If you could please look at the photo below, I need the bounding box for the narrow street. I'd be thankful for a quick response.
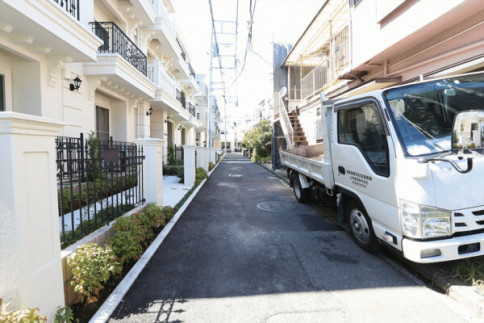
[109,153,474,323]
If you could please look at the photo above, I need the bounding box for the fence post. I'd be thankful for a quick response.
[202,147,210,172]
[183,145,195,187]
[134,138,164,205]
[0,113,65,321]
[209,147,216,165]
[196,146,204,170]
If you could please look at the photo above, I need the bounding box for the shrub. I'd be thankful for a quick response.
[86,131,101,181]
[67,243,122,305]
[168,144,175,165]
[106,231,143,266]
[195,167,207,185]
[162,206,175,222]
[142,203,166,228]
[0,299,47,323]
[209,162,215,171]
[113,215,152,247]
[54,306,77,323]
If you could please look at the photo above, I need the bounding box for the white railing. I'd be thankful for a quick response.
[301,61,329,100]
[275,92,294,149]
[147,64,155,83]
[159,67,176,98]
[156,2,177,40]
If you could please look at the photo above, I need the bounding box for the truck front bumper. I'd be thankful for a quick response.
[402,232,484,263]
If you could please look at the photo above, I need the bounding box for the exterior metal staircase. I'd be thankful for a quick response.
[288,111,308,146]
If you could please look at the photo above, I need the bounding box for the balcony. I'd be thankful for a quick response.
[176,89,186,107]
[0,1,101,61]
[301,61,330,99]
[188,103,196,117]
[90,22,147,76]
[50,0,79,20]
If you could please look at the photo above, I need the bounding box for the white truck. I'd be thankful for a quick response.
[280,72,484,263]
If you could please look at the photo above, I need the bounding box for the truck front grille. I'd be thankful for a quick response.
[453,206,484,233]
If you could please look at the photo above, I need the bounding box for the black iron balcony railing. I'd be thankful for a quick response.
[90,22,147,76]
[188,63,196,76]
[188,103,196,117]
[176,89,186,107]
[51,0,80,20]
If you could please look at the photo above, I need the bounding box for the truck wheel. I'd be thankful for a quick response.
[346,200,379,253]
[292,172,310,203]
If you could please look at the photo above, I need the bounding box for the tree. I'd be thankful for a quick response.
[241,119,272,162]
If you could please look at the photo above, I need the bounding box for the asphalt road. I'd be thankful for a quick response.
[109,153,477,323]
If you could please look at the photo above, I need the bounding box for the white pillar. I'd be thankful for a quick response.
[202,147,210,171]
[183,145,196,187]
[210,147,216,164]
[0,113,65,321]
[196,146,204,169]
[134,138,164,205]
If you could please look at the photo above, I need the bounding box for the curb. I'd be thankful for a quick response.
[89,160,221,323]
[259,162,484,320]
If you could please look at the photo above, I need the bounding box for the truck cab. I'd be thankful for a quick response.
[283,72,484,263]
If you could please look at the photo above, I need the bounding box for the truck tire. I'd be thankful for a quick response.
[346,200,379,253]
[291,172,310,203]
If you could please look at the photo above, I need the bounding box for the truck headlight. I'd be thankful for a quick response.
[400,200,451,239]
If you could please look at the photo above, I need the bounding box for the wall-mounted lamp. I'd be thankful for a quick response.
[146,107,153,116]
[195,138,200,146]
[70,76,82,91]
[177,125,182,131]
[165,116,170,123]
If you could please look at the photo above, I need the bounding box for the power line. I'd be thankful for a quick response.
[231,0,257,87]
[208,0,227,104]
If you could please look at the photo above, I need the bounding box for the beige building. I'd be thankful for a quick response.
[275,0,484,149]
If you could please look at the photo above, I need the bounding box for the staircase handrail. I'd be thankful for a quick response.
[275,92,294,149]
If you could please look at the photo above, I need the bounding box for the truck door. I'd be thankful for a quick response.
[332,99,399,236]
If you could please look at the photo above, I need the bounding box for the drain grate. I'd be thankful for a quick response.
[257,201,297,212]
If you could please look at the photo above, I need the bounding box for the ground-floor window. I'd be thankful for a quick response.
[0,74,4,111]
[96,106,110,141]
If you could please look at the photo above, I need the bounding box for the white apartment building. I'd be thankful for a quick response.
[0,0,207,159]
[0,0,213,319]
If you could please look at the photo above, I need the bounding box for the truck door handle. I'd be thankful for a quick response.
[338,166,346,175]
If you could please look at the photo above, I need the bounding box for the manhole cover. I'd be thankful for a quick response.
[257,201,297,212]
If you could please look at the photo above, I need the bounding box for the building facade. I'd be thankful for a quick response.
[275,0,484,150]
[0,0,209,158]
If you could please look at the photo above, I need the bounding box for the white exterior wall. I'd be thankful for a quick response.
[351,0,466,69]
[298,105,320,146]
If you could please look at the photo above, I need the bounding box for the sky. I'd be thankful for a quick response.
[173,0,322,120]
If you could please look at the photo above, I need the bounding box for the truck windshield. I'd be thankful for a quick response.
[384,73,484,157]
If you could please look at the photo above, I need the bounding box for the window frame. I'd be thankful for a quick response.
[0,65,12,112]
[96,105,110,142]
[0,74,5,112]
[335,98,391,177]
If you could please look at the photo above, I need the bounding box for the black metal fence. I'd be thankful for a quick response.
[56,134,145,248]
[90,21,147,76]
[51,0,80,20]
[188,102,196,117]
[167,144,184,165]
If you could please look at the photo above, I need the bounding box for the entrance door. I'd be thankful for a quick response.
[96,106,109,141]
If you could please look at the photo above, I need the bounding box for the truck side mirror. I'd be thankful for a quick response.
[452,110,484,152]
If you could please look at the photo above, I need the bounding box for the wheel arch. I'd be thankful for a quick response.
[337,188,367,225]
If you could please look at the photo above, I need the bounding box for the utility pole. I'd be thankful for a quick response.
[208,0,239,153]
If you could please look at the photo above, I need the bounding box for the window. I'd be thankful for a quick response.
[96,106,110,142]
[338,102,389,176]
[384,73,484,156]
[0,74,4,111]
